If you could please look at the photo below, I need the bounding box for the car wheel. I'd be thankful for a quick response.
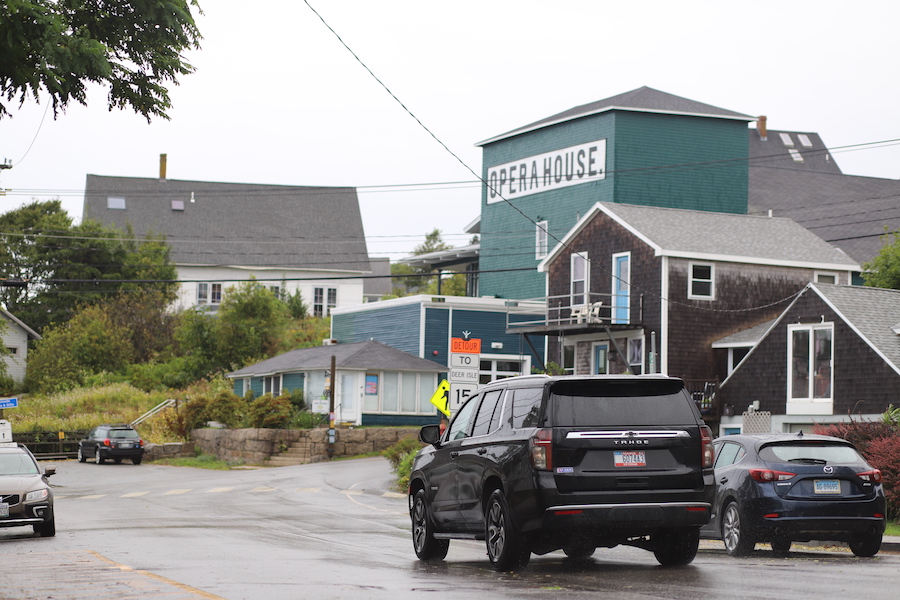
[35,515,56,538]
[849,532,882,557]
[653,527,700,566]
[77,446,86,463]
[485,489,530,571]
[722,501,755,557]
[114,458,122,464]
[133,456,142,465]
[94,447,105,465]
[771,537,792,555]
[563,544,596,560]
[410,489,449,561]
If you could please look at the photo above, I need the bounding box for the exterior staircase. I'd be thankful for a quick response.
[267,439,314,466]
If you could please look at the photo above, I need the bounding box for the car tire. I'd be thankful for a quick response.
[849,532,882,557]
[94,447,105,465]
[77,446,86,463]
[114,458,122,464]
[133,456,142,465]
[722,501,755,557]
[562,544,596,560]
[770,537,792,555]
[36,515,56,538]
[410,489,449,561]
[485,489,530,571]
[653,527,700,566]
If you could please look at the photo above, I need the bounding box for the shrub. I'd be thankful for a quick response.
[865,436,900,521]
[246,394,292,429]
[383,435,424,491]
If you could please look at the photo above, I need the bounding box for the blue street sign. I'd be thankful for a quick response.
[0,398,18,409]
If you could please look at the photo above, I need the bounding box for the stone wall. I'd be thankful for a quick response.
[188,427,420,465]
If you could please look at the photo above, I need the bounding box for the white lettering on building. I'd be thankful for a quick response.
[486,139,606,203]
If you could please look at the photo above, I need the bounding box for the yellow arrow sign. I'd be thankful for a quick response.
[429,379,451,417]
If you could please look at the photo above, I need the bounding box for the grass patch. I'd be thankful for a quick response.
[150,454,242,470]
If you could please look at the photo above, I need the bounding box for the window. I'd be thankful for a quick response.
[447,394,479,440]
[727,347,751,374]
[535,220,549,259]
[171,199,185,211]
[779,132,794,146]
[269,285,281,299]
[198,283,208,304]
[815,272,838,285]
[689,262,715,300]
[714,441,746,468]
[478,358,524,385]
[798,134,813,147]
[788,323,833,403]
[263,375,281,397]
[471,390,504,437]
[6,347,17,355]
[612,252,630,324]
[107,196,126,209]
[562,344,575,375]
[314,287,337,317]
[628,338,643,375]
[570,252,588,307]
[510,388,543,428]
[198,282,223,305]
[788,148,804,162]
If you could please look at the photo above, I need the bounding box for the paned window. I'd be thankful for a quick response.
[314,287,338,317]
[571,252,588,307]
[689,262,715,300]
[788,323,833,400]
[535,221,549,259]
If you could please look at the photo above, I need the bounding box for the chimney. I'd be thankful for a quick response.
[757,116,767,141]
[159,153,167,181]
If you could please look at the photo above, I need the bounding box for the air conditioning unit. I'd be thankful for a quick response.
[322,339,337,346]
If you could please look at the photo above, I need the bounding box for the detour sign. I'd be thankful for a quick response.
[451,337,481,354]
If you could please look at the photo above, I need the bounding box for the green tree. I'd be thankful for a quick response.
[0,0,202,121]
[0,200,178,333]
[25,303,134,393]
[391,229,459,297]
[863,231,900,289]
[216,280,291,368]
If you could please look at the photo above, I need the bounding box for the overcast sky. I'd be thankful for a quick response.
[1,0,898,260]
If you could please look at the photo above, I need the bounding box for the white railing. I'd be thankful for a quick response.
[132,398,177,426]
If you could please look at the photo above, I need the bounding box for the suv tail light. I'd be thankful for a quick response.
[749,468,796,482]
[103,439,112,447]
[858,469,882,483]
[701,425,714,468]
[530,429,553,471]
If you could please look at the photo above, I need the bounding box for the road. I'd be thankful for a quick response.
[1,457,897,600]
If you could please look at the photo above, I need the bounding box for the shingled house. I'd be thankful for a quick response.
[505,201,858,425]
[83,174,372,313]
[717,283,900,433]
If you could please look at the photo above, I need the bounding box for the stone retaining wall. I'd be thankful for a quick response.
[188,427,420,464]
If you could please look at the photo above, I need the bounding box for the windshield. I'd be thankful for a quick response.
[0,452,40,475]
[759,443,862,464]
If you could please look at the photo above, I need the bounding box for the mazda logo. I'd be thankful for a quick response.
[824,466,834,474]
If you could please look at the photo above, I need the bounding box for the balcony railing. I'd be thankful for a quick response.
[684,379,719,418]
[506,292,643,332]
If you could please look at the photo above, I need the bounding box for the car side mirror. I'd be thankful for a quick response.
[419,424,442,446]
[44,466,56,477]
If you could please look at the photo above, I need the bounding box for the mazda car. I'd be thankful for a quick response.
[700,432,885,556]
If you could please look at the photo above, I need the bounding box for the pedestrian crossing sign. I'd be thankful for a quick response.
[429,379,451,417]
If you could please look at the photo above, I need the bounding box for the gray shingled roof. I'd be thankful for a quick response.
[811,283,900,372]
[477,86,753,146]
[227,340,446,378]
[713,319,777,347]
[598,202,859,268]
[749,129,843,175]
[749,168,900,265]
[83,175,370,272]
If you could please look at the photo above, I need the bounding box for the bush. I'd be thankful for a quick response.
[814,416,900,521]
[246,394,292,429]
[382,435,424,491]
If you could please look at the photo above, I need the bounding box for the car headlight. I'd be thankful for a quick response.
[25,488,49,503]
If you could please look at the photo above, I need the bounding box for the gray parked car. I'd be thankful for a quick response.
[0,442,56,536]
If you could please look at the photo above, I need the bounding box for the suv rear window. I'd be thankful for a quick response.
[548,379,697,427]
[759,443,862,464]
[109,429,139,439]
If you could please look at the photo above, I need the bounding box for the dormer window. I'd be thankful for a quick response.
[107,196,126,210]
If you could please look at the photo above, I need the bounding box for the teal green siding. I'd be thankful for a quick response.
[332,304,422,355]
[424,307,450,365]
[479,110,749,299]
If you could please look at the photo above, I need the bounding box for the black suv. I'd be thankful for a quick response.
[408,375,715,570]
[78,424,145,465]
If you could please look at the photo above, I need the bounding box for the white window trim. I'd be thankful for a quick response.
[570,252,589,307]
[535,220,549,260]
[814,271,839,285]
[786,322,834,415]
[688,261,716,300]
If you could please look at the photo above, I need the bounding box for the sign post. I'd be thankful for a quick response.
[448,336,480,412]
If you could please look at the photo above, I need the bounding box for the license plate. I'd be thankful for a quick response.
[119,442,133,448]
[614,450,646,467]
[814,479,841,494]
[0,503,8,518]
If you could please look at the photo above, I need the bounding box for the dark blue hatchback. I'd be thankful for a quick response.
[700,432,885,556]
